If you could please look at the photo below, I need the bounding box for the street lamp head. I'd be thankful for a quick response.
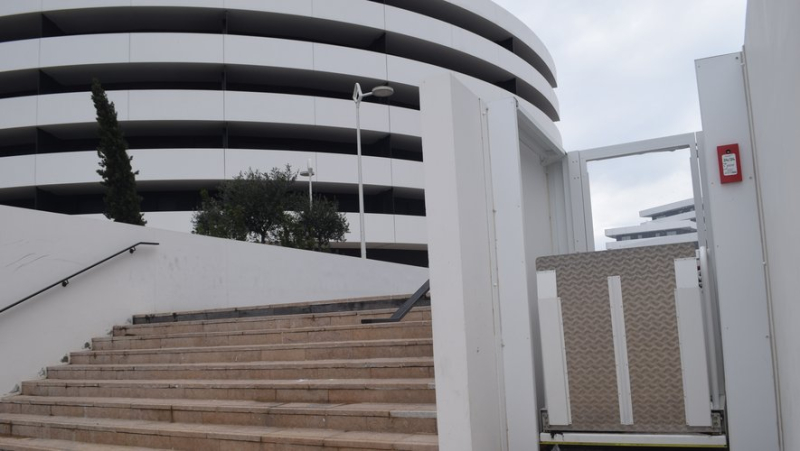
[370,85,394,98]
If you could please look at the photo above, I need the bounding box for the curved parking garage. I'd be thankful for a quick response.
[0,0,560,265]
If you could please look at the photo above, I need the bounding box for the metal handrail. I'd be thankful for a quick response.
[362,279,430,324]
[0,242,159,315]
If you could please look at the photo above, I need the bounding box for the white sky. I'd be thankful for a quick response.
[492,0,748,248]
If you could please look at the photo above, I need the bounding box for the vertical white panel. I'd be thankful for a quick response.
[696,53,780,450]
[536,270,557,300]
[608,276,634,425]
[420,73,504,451]
[537,270,571,426]
[691,135,725,410]
[566,154,590,252]
[674,258,713,427]
[579,155,596,251]
[486,97,540,450]
[744,2,800,447]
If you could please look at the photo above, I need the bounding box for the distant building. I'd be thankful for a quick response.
[605,198,697,250]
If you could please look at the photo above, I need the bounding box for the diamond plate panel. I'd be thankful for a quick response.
[536,243,714,434]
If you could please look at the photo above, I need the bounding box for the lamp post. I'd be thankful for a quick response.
[299,158,314,210]
[352,83,394,259]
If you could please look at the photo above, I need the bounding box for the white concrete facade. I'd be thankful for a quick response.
[0,0,560,263]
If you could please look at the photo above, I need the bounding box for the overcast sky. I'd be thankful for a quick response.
[493,0,748,248]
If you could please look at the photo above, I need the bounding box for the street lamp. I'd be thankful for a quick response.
[299,158,314,210]
[352,83,394,259]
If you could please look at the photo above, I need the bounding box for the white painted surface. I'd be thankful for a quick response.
[0,156,35,189]
[421,73,503,451]
[540,432,727,447]
[40,34,130,67]
[695,52,780,450]
[421,74,562,450]
[383,5,557,113]
[0,8,557,111]
[744,1,800,448]
[487,97,560,448]
[605,233,698,250]
[605,219,697,237]
[640,198,696,218]
[536,271,557,300]
[130,33,223,63]
[536,271,571,427]
[0,91,418,137]
[0,40,39,72]
[674,257,712,427]
[0,34,558,141]
[1,0,558,83]
[607,276,633,425]
[0,206,428,395]
[12,149,423,192]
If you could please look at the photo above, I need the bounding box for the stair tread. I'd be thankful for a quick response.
[0,436,165,451]
[95,320,432,342]
[24,378,436,389]
[131,295,427,323]
[52,357,433,371]
[0,413,438,448]
[73,338,433,356]
[121,306,431,331]
[2,396,437,417]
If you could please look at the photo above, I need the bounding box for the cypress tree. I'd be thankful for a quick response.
[91,79,146,225]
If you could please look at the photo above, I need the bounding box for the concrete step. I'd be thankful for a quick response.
[0,414,438,450]
[21,379,436,404]
[131,294,428,325]
[91,321,433,351]
[115,307,431,337]
[46,357,434,381]
[0,396,437,434]
[0,436,164,451]
[70,338,433,365]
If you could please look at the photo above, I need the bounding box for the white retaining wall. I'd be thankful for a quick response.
[0,206,428,394]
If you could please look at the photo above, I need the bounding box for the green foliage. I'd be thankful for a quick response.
[191,190,248,241]
[289,195,350,252]
[192,167,348,251]
[91,79,146,226]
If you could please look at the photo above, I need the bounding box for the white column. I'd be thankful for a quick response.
[420,73,506,451]
[695,52,780,450]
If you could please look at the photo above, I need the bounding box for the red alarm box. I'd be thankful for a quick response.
[717,144,743,184]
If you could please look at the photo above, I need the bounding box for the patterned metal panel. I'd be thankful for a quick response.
[536,243,714,434]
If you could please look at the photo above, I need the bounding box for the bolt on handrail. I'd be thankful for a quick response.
[0,242,159,316]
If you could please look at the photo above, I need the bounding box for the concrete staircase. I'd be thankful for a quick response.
[0,300,437,450]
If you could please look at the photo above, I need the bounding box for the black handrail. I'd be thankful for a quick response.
[362,279,430,324]
[0,242,159,316]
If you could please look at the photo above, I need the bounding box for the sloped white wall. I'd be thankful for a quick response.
[0,206,428,394]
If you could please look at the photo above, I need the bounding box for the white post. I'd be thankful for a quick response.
[307,158,313,210]
[355,93,367,259]
[353,83,368,259]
